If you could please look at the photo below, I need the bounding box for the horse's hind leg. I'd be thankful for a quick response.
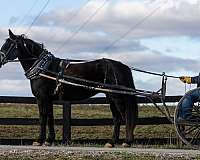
[105,98,122,148]
[123,96,138,147]
[105,95,125,148]
[111,106,121,145]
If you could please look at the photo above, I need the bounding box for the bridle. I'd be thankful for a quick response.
[0,38,17,64]
[0,37,38,65]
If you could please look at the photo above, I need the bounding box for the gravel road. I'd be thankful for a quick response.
[0,145,200,159]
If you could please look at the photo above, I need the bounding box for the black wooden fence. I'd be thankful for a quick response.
[0,95,182,145]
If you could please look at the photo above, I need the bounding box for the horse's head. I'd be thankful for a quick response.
[0,29,44,67]
[0,30,18,66]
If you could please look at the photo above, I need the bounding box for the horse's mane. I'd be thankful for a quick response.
[21,34,44,50]
[21,34,27,39]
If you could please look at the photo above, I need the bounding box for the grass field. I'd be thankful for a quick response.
[0,103,179,146]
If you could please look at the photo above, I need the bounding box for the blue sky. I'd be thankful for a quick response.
[0,0,200,96]
[0,0,86,25]
[141,37,200,59]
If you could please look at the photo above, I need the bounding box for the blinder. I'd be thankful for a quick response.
[0,39,18,67]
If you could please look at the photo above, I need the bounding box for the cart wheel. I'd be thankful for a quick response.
[174,88,200,149]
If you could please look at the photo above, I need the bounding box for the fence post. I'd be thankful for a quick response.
[62,102,71,144]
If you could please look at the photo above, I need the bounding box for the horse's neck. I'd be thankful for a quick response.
[18,50,38,72]
[19,57,35,72]
[17,39,44,72]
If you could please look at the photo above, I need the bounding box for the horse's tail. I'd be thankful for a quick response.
[103,59,135,88]
[103,58,138,105]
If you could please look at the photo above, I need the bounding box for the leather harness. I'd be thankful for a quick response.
[25,51,71,96]
[54,59,70,95]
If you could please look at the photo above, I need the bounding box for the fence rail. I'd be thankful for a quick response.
[0,95,182,144]
[0,95,182,104]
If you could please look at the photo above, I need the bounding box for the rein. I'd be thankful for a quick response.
[131,67,180,79]
[1,37,180,80]
[4,58,89,63]
[5,58,38,63]
[4,55,180,79]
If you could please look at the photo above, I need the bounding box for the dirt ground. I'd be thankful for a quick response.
[0,145,200,160]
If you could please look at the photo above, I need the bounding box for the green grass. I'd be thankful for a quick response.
[0,103,179,146]
[0,103,197,159]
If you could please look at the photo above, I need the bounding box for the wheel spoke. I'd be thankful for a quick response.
[175,88,200,148]
[184,125,199,135]
[193,104,200,114]
[189,129,200,144]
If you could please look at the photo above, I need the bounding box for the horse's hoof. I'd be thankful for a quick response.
[104,143,114,148]
[32,141,42,146]
[43,141,53,146]
[122,142,131,148]
[62,141,71,146]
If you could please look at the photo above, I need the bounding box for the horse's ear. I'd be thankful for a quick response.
[8,29,16,40]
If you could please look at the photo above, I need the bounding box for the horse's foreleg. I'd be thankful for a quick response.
[45,102,55,146]
[33,99,47,146]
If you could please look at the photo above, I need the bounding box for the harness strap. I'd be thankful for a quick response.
[103,58,108,84]
[54,59,70,95]
[25,51,54,79]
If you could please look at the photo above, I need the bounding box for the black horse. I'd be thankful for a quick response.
[0,29,138,147]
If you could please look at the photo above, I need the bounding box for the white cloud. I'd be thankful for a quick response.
[34,0,200,38]
[11,0,199,59]
[5,0,200,53]
[0,0,200,96]
[0,63,25,80]
[0,79,32,96]
[94,51,200,73]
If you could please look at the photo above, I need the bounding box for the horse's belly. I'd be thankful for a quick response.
[62,86,98,101]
